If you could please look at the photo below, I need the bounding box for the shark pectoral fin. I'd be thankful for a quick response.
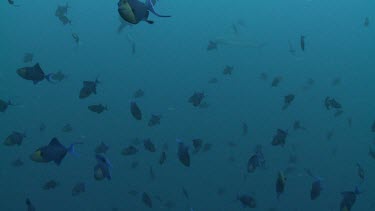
[146,0,171,18]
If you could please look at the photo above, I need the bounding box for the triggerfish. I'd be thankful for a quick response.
[118,0,171,25]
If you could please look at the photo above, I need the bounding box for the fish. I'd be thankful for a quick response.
[11,158,24,167]
[30,137,81,165]
[133,89,144,98]
[94,154,112,181]
[242,122,248,136]
[276,171,286,199]
[332,77,341,86]
[130,101,142,120]
[364,17,369,27]
[39,123,46,132]
[143,138,156,152]
[43,180,59,190]
[305,169,323,200]
[3,131,26,146]
[23,53,33,63]
[340,187,360,211]
[260,72,268,81]
[95,142,109,154]
[51,71,67,82]
[72,33,80,45]
[271,129,288,147]
[142,192,153,208]
[325,97,342,110]
[356,163,365,181]
[177,139,190,167]
[148,114,161,127]
[182,187,189,199]
[7,0,20,7]
[369,147,375,160]
[122,145,138,156]
[237,194,256,208]
[72,182,85,196]
[282,94,295,110]
[0,99,13,112]
[88,104,108,114]
[247,145,266,173]
[118,0,171,25]
[192,139,203,153]
[300,35,305,51]
[149,166,155,180]
[188,92,205,107]
[55,4,69,17]
[223,65,234,75]
[57,15,71,25]
[61,123,73,132]
[208,77,218,84]
[288,40,296,55]
[79,79,99,99]
[16,63,53,84]
[25,198,36,211]
[293,120,306,131]
[159,151,166,165]
[207,40,218,51]
[271,76,282,87]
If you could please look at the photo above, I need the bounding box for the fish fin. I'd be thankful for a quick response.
[67,142,83,156]
[145,0,171,18]
[33,80,39,85]
[54,155,64,165]
[146,20,154,24]
[49,137,64,147]
[45,73,57,84]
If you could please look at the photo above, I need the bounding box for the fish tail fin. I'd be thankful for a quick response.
[355,186,361,195]
[146,0,171,18]
[68,142,83,156]
[45,73,57,84]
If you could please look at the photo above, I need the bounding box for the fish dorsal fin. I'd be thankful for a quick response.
[33,63,43,73]
[145,0,171,18]
[49,137,64,148]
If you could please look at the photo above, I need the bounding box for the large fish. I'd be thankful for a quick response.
[118,0,170,24]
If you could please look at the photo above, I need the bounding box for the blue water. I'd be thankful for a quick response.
[1,0,375,210]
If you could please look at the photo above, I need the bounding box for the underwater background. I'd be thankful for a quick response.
[0,0,375,210]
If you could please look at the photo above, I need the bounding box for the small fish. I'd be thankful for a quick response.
[159,151,166,165]
[95,142,109,154]
[23,53,33,63]
[3,131,26,146]
[0,99,12,112]
[79,79,99,99]
[300,35,305,51]
[288,40,296,55]
[130,101,142,120]
[324,97,342,110]
[122,145,138,156]
[11,158,24,167]
[55,4,69,17]
[282,94,295,110]
[30,137,81,165]
[276,171,286,199]
[88,104,108,114]
[143,138,156,152]
[148,115,161,127]
[26,198,36,211]
[271,76,282,87]
[237,194,256,208]
[305,169,323,200]
[223,65,234,75]
[51,71,67,82]
[142,192,153,208]
[334,110,344,117]
[39,123,46,132]
[8,0,20,7]
[72,33,80,45]
[177,139,190,167]
[61,124,73,132]
[364,17,369,27]
[57,15,71,25]
[192,139,203,153]
[247,145,266,173]
[133,89,144,98]
[332,77,341,86]
[271,129,288,147]
[17,63,53,84]
[149,166,155,180]
[94,154,112,181]
[242,122,248,136]
[260,72,268,81]
[72,182,85,196]
[293,120,306,131]
[182,187,189,199]
[43,180,59,190]
[340,187,360,211]
[356,163,365,181]
[207,40,218,51]
[188,92,205,107]
[208,77,218,84]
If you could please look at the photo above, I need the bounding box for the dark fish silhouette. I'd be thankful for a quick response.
[159,151,166,165]
[94,154,112,181]
[3,131,26,146]
[130,101,142,120]
[17,63,53,84]
[0,99,12,112]
[300,35,305,51]
[25,198,36,211]
[188,92,205,107]
[276,171,286,199]
[88,104,108,114]
[207,40,218,51]
[118,0,170,25]
[177,139,190,167]
[271,129,288,147]
[143,138,156,152]
[95,142,109,154]
[79,79,99,99]
[72,182,86,196]
[43,180,59,190]
[142,192,153,208]
[340,187,360,211]
[237,194,256,208]
[148,114,161,127]
[122,145,138,156]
